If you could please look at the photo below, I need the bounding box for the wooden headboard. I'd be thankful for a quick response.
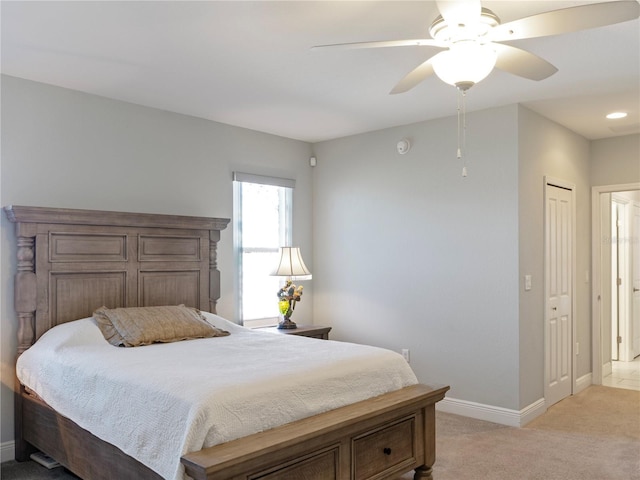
[4,205,229,354]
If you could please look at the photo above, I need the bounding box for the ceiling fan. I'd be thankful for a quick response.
[312,0,640,93]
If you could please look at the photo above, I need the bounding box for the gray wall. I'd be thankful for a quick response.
[312,105,522,410]
[312,104,598,413]
[517,106,591,408]
[591,134,640,186]
[0,75,314,450]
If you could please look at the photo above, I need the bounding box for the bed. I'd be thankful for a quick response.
[5,205,449,480]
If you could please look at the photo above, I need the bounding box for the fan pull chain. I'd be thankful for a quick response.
[456,87,468,177]
[462,88,468,177]
[456,89,462,160]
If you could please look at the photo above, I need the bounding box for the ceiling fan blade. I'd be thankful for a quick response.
[489,1,640,42]
[390,56,438,94]
[436,0,481,27]
[493,43,558,81]
[311,39,442,51]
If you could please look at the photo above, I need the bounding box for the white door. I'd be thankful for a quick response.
[545,183,573,407]
[632,202,640,358]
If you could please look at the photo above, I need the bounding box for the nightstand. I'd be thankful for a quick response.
[257,325,332,340]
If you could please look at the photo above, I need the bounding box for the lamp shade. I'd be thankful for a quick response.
[271,247,312,280]
[432,41,497,90]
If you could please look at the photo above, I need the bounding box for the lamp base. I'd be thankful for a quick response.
[277,317,297,329]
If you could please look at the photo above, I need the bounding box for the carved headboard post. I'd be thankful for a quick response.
[208,219,229,315]
[209,229,221,315]
[14,222,38,355]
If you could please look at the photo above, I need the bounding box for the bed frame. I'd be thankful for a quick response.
[5,205,449,480]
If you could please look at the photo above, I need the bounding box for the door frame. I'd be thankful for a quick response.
[632,201,640,359]
[591,182,640,384]
[611,193,632,362]
[544,176,577,403]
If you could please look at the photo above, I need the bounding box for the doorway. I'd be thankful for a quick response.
[592,183,640,390]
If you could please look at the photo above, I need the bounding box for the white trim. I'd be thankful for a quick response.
[436,396,546,427]
[610,195,633,362]
[1,440,15,463]
[575,372,593,394]
[244,317,278,328]
[591,182,640,385]
[519,398,547,426]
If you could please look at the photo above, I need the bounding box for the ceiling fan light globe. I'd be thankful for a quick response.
[432,41,497,88]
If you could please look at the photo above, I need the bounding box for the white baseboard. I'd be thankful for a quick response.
[437,396,546,427]
[519,398,546,426]
[437,378,600,427]
[1,440,15,463]
[575,372,592,394]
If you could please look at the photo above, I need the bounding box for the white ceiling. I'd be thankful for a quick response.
[2,1,639,143]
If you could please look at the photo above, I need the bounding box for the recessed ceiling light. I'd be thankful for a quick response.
[606,112,628,119]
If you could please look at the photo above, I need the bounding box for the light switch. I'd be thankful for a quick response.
[525,275,532,291]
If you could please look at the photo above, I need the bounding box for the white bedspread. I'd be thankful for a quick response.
[16,313,418,480]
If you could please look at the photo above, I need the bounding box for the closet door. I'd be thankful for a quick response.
[545,182,574,407]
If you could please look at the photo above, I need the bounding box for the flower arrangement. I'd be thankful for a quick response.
[277,280,304,327]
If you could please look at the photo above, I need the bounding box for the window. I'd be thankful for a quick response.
[233,173,293,326]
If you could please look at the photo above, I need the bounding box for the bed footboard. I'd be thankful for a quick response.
[181,383,449,480]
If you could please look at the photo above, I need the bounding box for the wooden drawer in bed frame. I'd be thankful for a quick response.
[181,383,449,480]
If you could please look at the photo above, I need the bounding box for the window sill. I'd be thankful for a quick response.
[244,317,279,329]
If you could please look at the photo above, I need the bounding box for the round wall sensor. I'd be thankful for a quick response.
[397,138,411,155]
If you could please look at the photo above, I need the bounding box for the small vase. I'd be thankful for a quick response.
[278,315,297,329]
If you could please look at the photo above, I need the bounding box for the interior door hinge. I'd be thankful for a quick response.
[617,336,622,344]
[617,278,622,286]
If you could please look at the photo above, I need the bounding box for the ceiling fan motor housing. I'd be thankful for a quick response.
[429,7,500,44]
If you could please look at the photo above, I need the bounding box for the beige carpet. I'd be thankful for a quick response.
[397,385,640,480]
[526,385,640,440]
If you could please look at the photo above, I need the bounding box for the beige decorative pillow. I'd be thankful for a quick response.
[93,305,229,347]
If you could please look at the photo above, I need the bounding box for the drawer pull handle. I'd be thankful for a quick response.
[383,447,392,455]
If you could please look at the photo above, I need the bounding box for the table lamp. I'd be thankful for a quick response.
[271,247,312,329]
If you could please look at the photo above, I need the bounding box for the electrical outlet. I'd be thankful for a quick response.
[401,349,410,363]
